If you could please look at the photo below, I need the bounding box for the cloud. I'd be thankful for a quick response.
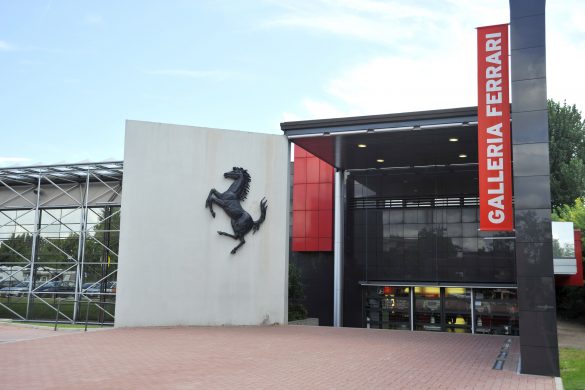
[546,1,585,111]
[265,0,507,48]
[0,40,14,51]
[302,98,358,118]
[143,69,235,81]
[284,51,477,121]
[84,14,103,25]
[283,98,361,122]
[0,157,32,165]
[0,40,67,54]
[275,0,585,120]
[269,0,507,120]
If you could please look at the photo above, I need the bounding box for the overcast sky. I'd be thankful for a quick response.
[1,0,583,165]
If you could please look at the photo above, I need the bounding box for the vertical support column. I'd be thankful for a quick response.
[410,287,414,331]
[73,170,90,322]
[333,169,345,327]
[284,141,292,324]
[25,173,42,319]
[509,0,560,376]
[470,289,475,334]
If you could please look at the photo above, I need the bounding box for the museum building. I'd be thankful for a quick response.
[1,0,582,378]
[284,106,582,335]
[284,1,570,377]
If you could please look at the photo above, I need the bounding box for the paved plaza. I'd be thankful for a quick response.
[0,324,556,389]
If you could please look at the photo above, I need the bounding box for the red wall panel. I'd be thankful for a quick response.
[306,158,320,183]
[318,238,331,251]
[292,210,306,238]
[295,147,307,158]
[293,158,307,184]
[319,159,333,183]
[292,145,334,252]
[306,237,319,251]
[319,209,333,238]
[292,238,306,251]
[305,210,319,238]
[318,183,333,209]
[292,184,306,211]
[305,183,320,210]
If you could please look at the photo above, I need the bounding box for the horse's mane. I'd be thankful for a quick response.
[235,167,251,200]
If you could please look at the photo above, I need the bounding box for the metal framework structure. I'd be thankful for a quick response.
[0,162,122,324]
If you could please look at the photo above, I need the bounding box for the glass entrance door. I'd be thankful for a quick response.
[474,288,518,335]
[414,287,442,331]
[414,287,472,332]
[443,288,472,333]
[364,286,410,330]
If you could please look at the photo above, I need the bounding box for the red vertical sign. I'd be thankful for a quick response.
[477,24,513,231]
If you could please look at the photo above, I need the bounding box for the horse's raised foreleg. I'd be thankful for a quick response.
[217,231,238,239]
[230,237,246,254]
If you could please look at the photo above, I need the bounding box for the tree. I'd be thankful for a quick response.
[0,233,33,265]
[0,207,120,281]
[83,207,120,281]
[549,100,585,210]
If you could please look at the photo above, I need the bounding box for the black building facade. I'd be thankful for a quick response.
[283,107,523,332]
[343,168,517,331]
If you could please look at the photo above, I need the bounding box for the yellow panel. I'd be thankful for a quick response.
[420,287,440,296]
[445,287,466,296]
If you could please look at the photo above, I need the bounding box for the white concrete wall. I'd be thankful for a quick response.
[115,120,289,327]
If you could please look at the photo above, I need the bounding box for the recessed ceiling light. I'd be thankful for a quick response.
[358,144,367,148]
[376,159,384,163]
[458,154,467,158]
[449,137,459,142]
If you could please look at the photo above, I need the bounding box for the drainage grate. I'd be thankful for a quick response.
[492,338,512,370]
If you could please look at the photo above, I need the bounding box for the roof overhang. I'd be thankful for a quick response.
[281,107,480,170]
[0,161,124,186]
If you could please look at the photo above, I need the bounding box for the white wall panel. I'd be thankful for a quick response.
[115,121,289,327]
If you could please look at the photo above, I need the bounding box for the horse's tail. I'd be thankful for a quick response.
[252,198,268,233]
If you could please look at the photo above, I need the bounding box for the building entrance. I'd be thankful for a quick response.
[414,287,471,333]
[364,286,411,330]
[362,284,518,335]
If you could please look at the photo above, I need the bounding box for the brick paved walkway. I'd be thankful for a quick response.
[0,323,68,344]
[0,324,556,389]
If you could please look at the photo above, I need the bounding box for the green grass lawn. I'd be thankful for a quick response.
[0,296,115,323]
[560,348,585,390]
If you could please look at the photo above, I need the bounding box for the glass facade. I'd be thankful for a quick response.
[362,285,518,335]
[474,288,519,335]
[414,286,443,331]
[444,287,472,333]
[344,168,518,329]
[346,170,516,284]
[364,286,410,330]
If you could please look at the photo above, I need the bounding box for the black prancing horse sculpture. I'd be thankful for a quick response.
[205,167,267,254]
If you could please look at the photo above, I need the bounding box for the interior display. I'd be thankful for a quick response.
[364,286,410,330]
